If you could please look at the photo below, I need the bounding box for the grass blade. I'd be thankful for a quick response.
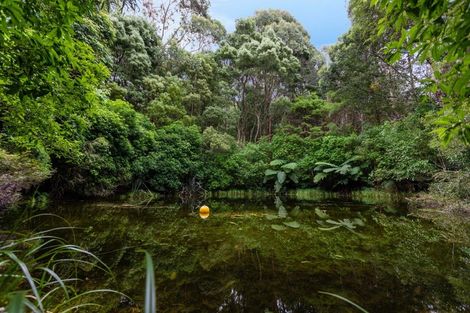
[319,291,369,313]
[3,251,44,312]
[144,251,156,313]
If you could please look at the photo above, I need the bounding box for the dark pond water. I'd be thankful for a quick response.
[4,190,470,312]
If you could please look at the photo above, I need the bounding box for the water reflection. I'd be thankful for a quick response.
[4,191,470,313]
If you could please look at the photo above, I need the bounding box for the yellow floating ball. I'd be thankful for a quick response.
[199,205,210,219]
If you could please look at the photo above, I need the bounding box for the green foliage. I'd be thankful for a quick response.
[223,142,271,189]
[285,93,332,134]
[372,0,470,145]
[202,127,236,153]
[137,123,203,192]
[0,224,117,312]
[429,171,470,201]
[264,159,299,193]
[359,117,436,186]
[0,0,109,162]
[142,75,192,127]
[201,105,239,135]
[299,135,359,180]
[313,157,366,189]
[270,133,311,162]
[110,15,162,107]
[53,100,158,196]
[319,27,415,128]
[218,10,315,141]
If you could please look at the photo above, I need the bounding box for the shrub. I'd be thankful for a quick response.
[313,157,367,189]
[224,141,271,189]
[429,171,470,201]
[137,123,203,192]
[359,116,436,187]
[202,127,237,153]
[271,133,312,162]
[51,100,158,196]
[299,134,359,184]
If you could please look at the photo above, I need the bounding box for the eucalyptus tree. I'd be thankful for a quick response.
[217,10,324,142]
[141,0,226,51]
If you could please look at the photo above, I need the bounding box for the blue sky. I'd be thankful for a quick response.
[210,0,351,48]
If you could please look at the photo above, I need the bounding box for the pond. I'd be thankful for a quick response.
[4,190,470,312]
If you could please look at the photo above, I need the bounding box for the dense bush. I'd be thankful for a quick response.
[298,134,359,184]
[429,171,470,201]
[137,123,203,192]
[52,100,158,196]
[224,141,271,189]
[359,117,437,188]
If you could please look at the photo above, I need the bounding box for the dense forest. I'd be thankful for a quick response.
[1,1,470,312]
[0,0,469,205]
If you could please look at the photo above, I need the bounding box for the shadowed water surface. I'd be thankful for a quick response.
[5,190,470,312]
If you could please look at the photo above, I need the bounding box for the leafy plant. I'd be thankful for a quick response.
[264,159,299,193]
[313,157,365,189]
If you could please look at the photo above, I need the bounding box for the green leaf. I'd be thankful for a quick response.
[269,159,285,166]
[278,205,288,218]
[283,221,300,228]
[281,162,298,171]
[318,291,369,313]
[289,173,299,184]
[264,169,277,176]
[271,224,287,231]
[315,208,330,219]
[274,180,282,193]
[315,161,337,167]
[314,172,327,183]
[277,171,286,184]
[4,251,44,312]
[353,218,365,227]
[266,214,278,220]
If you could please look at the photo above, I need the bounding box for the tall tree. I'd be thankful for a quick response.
[142,0,226,51]
[110,15,163,107]
[218,10,322,142]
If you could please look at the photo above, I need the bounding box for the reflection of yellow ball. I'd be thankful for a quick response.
[199,205,210,219]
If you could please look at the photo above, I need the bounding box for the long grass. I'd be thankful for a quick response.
[0,220,124,313]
